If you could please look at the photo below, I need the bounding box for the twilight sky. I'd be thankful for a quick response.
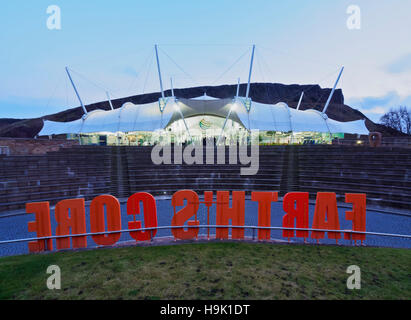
[1,0,410,122]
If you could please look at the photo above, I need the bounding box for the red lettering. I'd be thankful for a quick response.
[251,191,278,240]
[216,191,245,240]
[311,192,341,240]
[127,192,158,241]
[345,193,367,241]
[90,195,121,246]
[27,202,53,252]
[282,192,309,239]
[171,190,199,240]
[54,198,87,249]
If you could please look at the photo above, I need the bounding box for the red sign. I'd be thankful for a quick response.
[26,191,367,253]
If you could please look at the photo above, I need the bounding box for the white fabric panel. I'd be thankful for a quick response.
[81,109,116,133]
[271,102,293,132]
[236,101,293,132]
[38,97,369,135]
[40,118,83,135]
[326,118,369,135]
[39,101,176,135]
[291,109,330,133]
[236,99,368,134]
[191,94,219,100]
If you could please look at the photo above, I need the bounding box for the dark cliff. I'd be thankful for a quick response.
[0,83,401,137]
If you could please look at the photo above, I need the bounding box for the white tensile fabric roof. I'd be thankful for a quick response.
[40,100,175,135]
[39,95,369,135]
[235,100,368,134]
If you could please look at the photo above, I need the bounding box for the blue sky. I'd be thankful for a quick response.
[1,0,411,122]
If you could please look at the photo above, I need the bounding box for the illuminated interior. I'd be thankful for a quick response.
[70,114,344,147]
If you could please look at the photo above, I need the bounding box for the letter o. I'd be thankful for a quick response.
[90,195,122,246]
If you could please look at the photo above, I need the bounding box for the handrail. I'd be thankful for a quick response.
[1,225,410,246]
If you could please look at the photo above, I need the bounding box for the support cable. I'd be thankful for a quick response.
[126,48,156,94]
[142,50,155,95]
[211,47,250,86]
[158,46,199,86]
[257,49,341,108]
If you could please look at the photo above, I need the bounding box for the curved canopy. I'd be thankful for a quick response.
[166,98,245,128]
[39,95,369,136]
[40,100,175,135]
[235,99,368,134]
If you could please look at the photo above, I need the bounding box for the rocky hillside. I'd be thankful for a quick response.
[0,83,403,137]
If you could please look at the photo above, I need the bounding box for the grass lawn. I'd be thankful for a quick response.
[0,242,410,300]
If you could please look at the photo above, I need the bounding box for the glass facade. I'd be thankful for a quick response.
[68,115,345,146]
[165,115,248,145]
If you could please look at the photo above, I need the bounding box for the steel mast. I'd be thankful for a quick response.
[296,91,304,110]
[65,67,88,115]
[322,67,344,114]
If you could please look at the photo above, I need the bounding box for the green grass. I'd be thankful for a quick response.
[0,242,410,300]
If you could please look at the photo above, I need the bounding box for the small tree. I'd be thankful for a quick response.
[399,106,411,135]
[380,106,411,135]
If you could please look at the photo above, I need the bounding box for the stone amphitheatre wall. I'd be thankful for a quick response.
[0,138,79,155]
[0,145,409,213]
[333,136,411,148]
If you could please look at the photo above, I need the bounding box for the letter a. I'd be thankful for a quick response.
[47,265,61,290]
[346,265,361,289]
[346,5,361,30]
[46,5,61,30]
